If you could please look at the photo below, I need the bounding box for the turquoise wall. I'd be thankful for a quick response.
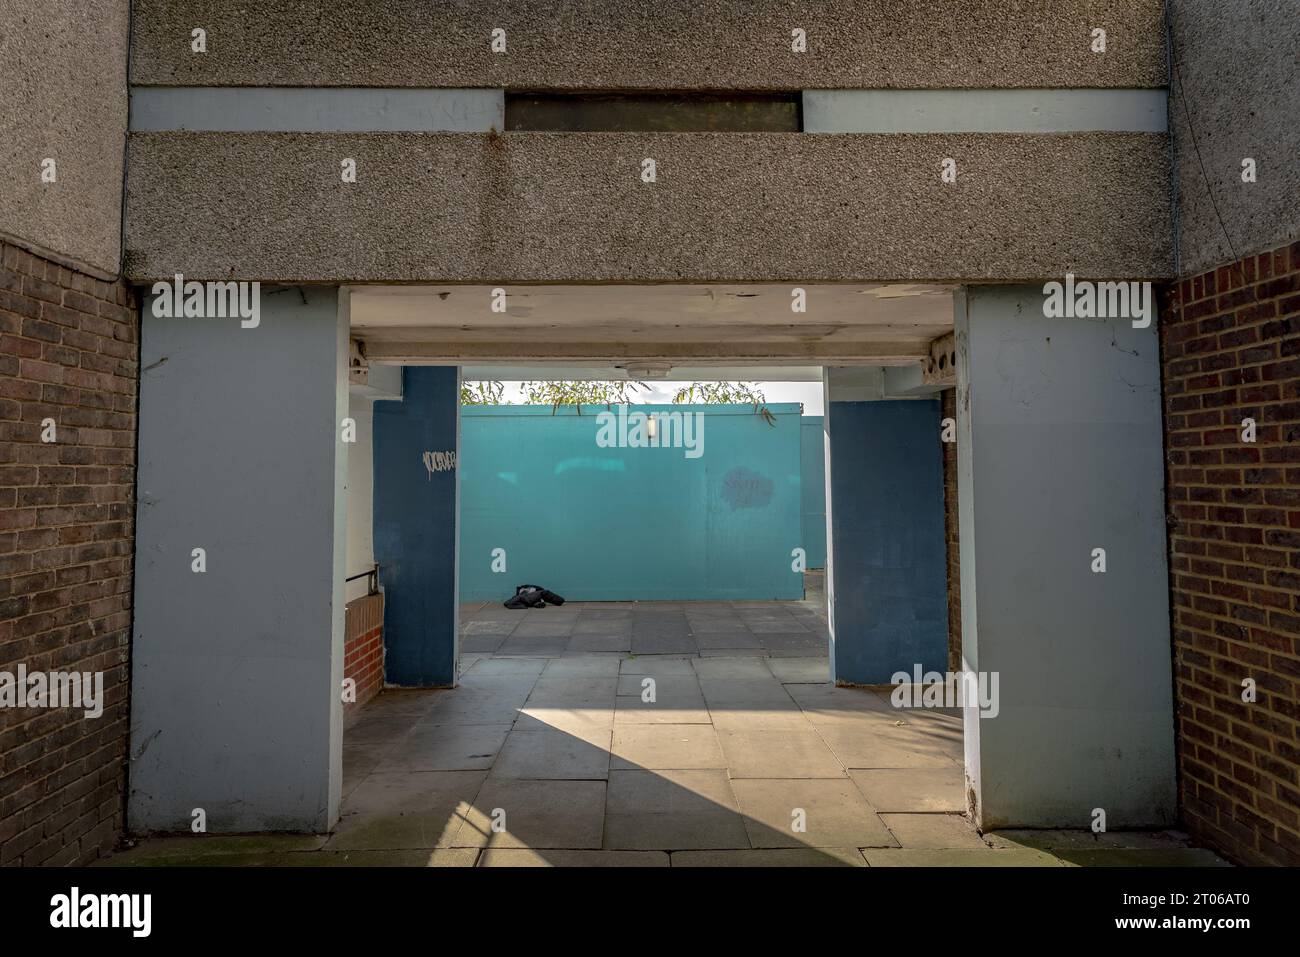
[800,416,827,569]
[459,403,804,601]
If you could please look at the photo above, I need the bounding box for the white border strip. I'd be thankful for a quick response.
[130,87,504,132]
[803,89,1167,133]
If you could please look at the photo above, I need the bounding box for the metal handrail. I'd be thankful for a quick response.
[345,562,380,596]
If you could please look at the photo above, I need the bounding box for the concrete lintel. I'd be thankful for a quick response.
[362,340,928,365]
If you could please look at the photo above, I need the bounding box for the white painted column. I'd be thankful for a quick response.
[130,285,348,833]
[956,285,1176,829]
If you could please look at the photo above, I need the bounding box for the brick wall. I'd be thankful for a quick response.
[942,388,962,673]
[0,241,137,866]
[344,593,384,715]
[1160,238,1300,866]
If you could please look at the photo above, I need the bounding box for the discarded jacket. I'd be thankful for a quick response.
[503,584,567,609]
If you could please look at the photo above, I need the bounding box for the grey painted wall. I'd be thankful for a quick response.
[124,131,1171,282]
[130,285,347,833]
[955,285,1176,829]
[129,0,1167,90]
[1169,0,1300,274]
[0,0,129,278]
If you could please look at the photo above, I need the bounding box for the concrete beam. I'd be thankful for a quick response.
[129,0,1167,90]
[124,131,1172,282]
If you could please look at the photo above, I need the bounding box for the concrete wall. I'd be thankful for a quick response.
[0,0,129,278]
[826,399,948,686]
[124,131,1171,282]
[129,1,1166,89]
[956,285,1175,828]
[458,404,804,602]
[130,285,347,833]
[1169,0,1300,275]
[344,393,374,603]
[373,367,460,688]
[799,416,827,569]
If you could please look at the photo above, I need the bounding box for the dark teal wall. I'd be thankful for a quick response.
[373,367,459,687]
[458,404,804,601]
[828,399,947,684]
[800,416,827,569]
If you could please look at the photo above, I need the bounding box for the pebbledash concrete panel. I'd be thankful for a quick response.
[124,131,1172,282]
[1168,0,1300,274]
[128,0,1167,90]
[955,285,1176,829]
[0,0,129,279]
[129,286,349,833]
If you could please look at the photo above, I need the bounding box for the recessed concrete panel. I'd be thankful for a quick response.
[1168,0,1300,273]
[955,284,1175,828]
[0,0,128,278]
[129,285,348,833]
[128,0,1167,90]
[124,131,1172,282]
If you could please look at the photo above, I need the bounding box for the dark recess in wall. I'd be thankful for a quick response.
[505,92,802,132]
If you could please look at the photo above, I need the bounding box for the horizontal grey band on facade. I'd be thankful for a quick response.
[803,89,1168,133]
[129,87,504,132]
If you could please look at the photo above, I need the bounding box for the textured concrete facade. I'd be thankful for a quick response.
[1169,0,1300,276]
[0,0,129,279]
[124,131,1172,283]
[129,0,1167,90]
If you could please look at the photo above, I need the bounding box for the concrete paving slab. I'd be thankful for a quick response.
[717,729,845,778]
[881,813,989,849]
[454,779,606,849]
[605,769,749,850]
[849,767,966,812]
[490,727,612,780]
[861,848,1063,866]
[479,849,669,867]
[610,724,726,770]
[325,770,487,850]
[732,778,896,848]
[376,723,512,773]
[671,847,866,866]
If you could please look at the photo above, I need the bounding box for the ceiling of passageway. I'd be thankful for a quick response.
[347,284,954,366]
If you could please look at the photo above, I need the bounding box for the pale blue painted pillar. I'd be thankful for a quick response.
[824,369,948,685]
[956,285,1175,828]
[130,286,347,833]
[372,367,460,687]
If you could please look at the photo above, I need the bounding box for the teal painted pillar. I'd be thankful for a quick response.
[373,367,460,687]
[824,370,948,685]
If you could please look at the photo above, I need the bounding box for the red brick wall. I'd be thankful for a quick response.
[942,388,962,673]
[1160,238,1300,866]
[344,593,384,715]
[0,241,137,866]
